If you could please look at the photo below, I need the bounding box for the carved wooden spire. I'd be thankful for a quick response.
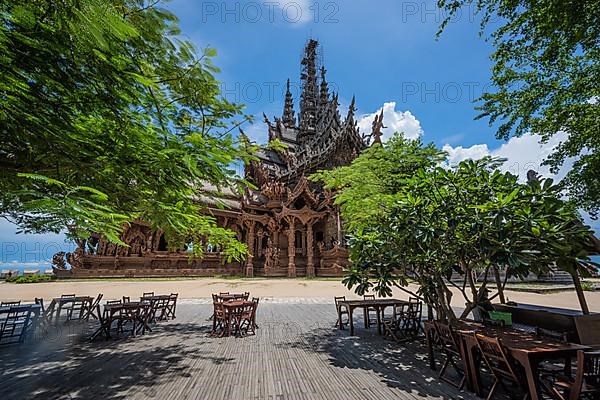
[282,79,295,128]
[346,95,356,126]
[319,66,329,108]
[299,39,319,135]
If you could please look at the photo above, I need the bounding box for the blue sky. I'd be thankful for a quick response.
[1,0,598,267]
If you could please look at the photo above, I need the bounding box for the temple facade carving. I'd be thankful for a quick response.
[54,39,382,278]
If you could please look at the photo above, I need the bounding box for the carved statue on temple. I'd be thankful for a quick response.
[371,109,385,145]
[52,251,67,270]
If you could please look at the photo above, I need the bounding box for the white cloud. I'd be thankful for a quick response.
[273,0,313,24]
[357,102,423,142]
[442,132,574,182]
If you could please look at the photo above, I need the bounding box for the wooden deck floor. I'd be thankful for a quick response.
[0,301,481,400]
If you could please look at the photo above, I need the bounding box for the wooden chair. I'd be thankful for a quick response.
[166,293,178,319]
[334,296,349,329]
[401,299,423,338]
[434,321,466,389]
[475,334,529,400]
[106,299,122,305]
[1,301,21,307]
[545,350,600,400]
[65,297,86,322]
[142,292,154,298]
[122,296,131,303]
[242,292,250,300]
[362,295,378,328]
[211,302,228,337]
[61,294,76,298]
[219,292,229,296]
[238,303,257,337]
[85,293,103,320]
[251,297,260,329]
[0,305,32,344]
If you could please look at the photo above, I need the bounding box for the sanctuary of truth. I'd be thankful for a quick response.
[53,39,385,278]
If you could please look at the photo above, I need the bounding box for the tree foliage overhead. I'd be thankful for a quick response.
[314,136,598,320]
[437,0,600,216]
[0,0,256,259]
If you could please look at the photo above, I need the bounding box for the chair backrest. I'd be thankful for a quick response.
[91,293,104,308]
[106,300,122,305]
[483,318,505,328]
[475,334,519,381]
[434,321,459,351]
[219,292,229,296]
[334,296,346,307]
[570,350,600,400]
[213,302,225,318]
[61,294,75,298]
[534,327,569,343]
[243,292,250,300]
[142,292,154,298]
[252,297,260,304]
[1,300,21,307]
[34,298,45,313]
[363,294,375,300]
[122,296,131,303]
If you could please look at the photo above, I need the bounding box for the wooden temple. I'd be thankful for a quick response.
[53,39,383,278]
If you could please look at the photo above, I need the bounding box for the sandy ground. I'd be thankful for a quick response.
[0,278,598,312]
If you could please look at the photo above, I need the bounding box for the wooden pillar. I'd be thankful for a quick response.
[286,220,296,278]
[306,223,315,278]
[336,208,342,244]
[245,222,255,278]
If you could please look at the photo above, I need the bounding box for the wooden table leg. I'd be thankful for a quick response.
[514,353,541,400]
[376,306,382,335]
[348,306,355,336]
[337,306,343,330]
[425,323,436,370]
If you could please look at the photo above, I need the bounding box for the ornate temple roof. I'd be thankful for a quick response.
[246,39,377,190]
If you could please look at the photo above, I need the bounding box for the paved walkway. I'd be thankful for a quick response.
[0,303,480,400]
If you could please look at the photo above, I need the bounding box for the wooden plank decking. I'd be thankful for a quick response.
[0,301,480,400]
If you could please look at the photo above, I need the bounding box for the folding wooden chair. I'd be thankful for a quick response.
[84,293,103,320]
[211,302,228,337]
[122,296,131,303]
[434,321,467,389]
[334,296,349,329]
[66,297,86,322]
[0,305,32,344]
[475,334,529,400]
[544,350,600,400]
[166,293,178,319]
[251,297,260,329]
[238,303,257,337]
[363,295,378,328]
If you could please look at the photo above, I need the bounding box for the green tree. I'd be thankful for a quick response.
[437,0,600,216]
[0,0,254,260]
[314,137,598,320]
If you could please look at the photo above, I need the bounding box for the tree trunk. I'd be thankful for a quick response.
[493,266,506,304]
[571,270,590,315]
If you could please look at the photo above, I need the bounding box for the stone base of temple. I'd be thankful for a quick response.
[53,248,349,279]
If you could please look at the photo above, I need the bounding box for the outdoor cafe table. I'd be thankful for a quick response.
[140,294,171,321]
[91,301,152,340]
[215,300,254,337]
[47,296,94,323]
[426,320,590,400]
[216,293,247,301]
[338,298,409,336]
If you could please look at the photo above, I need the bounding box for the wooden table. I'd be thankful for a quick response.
[215,300,254,337]
[47,296,94,323]
[216,293,247,301]
[456,322,589,400]
[91,302,152,340]
[0,304,42,344]
[140,295,171,321]
[337,299,409,336]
